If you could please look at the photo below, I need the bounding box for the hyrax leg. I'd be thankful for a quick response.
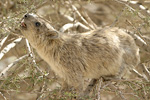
[61,72,84,95]
[74,80,84,94]
[60,80,70,92]
[81,79,98,97]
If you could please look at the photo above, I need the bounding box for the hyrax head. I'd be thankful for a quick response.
[20,13,58,39]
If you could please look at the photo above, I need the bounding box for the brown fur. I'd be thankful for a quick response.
[20,13,140,94]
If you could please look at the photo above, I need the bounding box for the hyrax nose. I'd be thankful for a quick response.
[24,14,29,19]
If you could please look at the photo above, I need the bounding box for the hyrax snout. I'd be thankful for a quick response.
[20,13,140,94]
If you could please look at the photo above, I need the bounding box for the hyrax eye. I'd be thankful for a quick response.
[35,22,41,27]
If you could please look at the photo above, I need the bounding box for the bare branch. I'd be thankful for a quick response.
[8,28,23,37]
[0,54,29,78]
[82,10,98,29]
[115,0,146,19]
[60,22,90,32]
[0,35,9,50]
[121,0,150,16]
[97,78,103,100]
[0,38,22,60]
[68,0,95,30]
[125,28,150,53]
[140,64,150,80]
[25,39,43,73]
[36,81,47,100]
[141,84,148,100]
[130,69,149,82]
[0,91,7,100]
[59,12,90,32]
[111,5,127,27]
[108,84,127,100]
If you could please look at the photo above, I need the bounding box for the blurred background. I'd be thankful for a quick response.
[0,0,150,100]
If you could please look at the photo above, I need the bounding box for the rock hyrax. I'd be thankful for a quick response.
[20,13,140,94]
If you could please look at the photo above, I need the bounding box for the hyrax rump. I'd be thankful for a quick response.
[20,13,140,93]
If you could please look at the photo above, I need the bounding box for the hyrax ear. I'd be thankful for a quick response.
[46,30,59,39]
[44,23,59,39]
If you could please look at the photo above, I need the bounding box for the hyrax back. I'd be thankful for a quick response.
[20,13,140,91]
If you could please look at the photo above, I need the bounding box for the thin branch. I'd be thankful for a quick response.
[36,81,47,100]
[102,81,141,99]
[97,78,103,100]
[131,69,149,82]
[108,84,127,100]
[115,0,146,19]
[140,64,150,80]
[125,28,150,53]
[25,39,43,73]
[141,84,148,100]
[0,38,22,60]
[8,28,23,37]
[111,5,127,27]
[82,10,98,29]
[0,88,50,94]
[0,35,9,50]
[121,0,150,16]
[126,19,144,40]
[59,22,90,32]
[0,54,29,78]
[142,36,150,44]
[59,12,90,32]
[68,0,95,30]
[0,91,7,100]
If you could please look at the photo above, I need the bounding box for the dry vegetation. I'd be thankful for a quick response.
[0,0,150,100]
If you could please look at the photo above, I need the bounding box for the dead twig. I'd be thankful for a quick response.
[126,19,144,41]
[59,12,90,32]
[0,38,22,60]
[60,22,90,32]
[0,91,7,100]
[115,0,146,19]
[68,0,95,30]
[108,84,127,100]
[97,78,103,100]
[141,84,148,100]
[131,69,149,82]
[36,81,47,100]
[125,28,150,53]
[111,6,127,27]
[140,64,150,80]
[0,54,29,78]
[82,10,98,29]
[25,39,43,73]
[121,0,150,16]
[0,35,9,50]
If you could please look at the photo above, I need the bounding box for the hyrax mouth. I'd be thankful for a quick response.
[20,21,27,29]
